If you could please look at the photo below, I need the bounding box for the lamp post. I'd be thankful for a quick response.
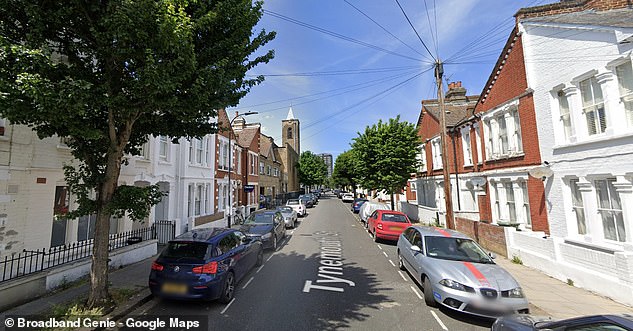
[227,111,258,228]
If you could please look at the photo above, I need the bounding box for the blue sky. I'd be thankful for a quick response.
[229,0,553,161]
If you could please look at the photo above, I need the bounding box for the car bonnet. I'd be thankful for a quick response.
[432,258,520,290]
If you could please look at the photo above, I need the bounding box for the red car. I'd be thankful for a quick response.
[367,210,411,242]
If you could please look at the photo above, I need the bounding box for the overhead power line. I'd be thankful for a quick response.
[342,0,432,61]
[249,65,421,77]
[393,0,436,61]
[264,9,431,63]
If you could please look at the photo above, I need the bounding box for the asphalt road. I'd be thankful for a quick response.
[126,194,491,331]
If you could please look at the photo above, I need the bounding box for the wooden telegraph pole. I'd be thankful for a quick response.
[435,61,455,229]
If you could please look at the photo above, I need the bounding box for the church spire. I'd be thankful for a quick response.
[286,106,295,120]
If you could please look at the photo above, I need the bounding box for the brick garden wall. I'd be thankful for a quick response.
[456,217,508,257]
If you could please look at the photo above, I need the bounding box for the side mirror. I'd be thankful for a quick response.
[242,237,252,244]
[488,252,497,259]
[411,245,422,254]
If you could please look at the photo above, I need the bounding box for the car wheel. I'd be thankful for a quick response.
[255,248,263,267]
[423,276,437,307]
[397,251,406,271]
[219,272,235,304]
[272,235,278,250]
[283,229,287,239]
[373,230,379,243]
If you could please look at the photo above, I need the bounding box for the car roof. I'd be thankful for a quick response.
[537,314,633,329]
[377,210,406,216]
[251,210,279,215]
[408,225,471,239]
[171,228,234,243]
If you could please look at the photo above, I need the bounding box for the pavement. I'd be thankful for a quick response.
[2,239,633,329]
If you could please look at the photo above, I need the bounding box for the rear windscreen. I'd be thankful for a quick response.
[161,242,209,261]
[381,213,408,223]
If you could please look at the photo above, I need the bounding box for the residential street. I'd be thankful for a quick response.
[126,195,490,330]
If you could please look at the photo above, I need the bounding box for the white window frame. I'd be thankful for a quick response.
[482,100,523,160]
[461,128,473,166]
[431,137,442,170]
[474,124,483,164]
[418,144,427,172]
[159,136,169,161]
[615,60,633,127]
[569,178,587,235]
[556,89,574,142]
[594,178,625,242]
[579,76,607,136]
[195,139,204,164]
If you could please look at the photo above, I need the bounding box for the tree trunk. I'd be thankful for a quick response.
[86,149,123,309]
[390,193,395,211]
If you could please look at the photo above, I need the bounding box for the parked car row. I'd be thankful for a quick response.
[352,206,532,321]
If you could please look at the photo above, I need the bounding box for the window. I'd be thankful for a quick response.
[194,185,202,216]
[493,184,501,222]
[266,165,271,176]
[462,130,472,166]
[159,136,169,160]
[219,140,229,171]
[520,181,531,227]
[236,148,241,174]
[431,138,442,169]
[569,179,587,235]
[505,182,516,222]
[187,185,193,217]
[418,144,427,172]
[205,184,211,214]
[595,178,625,242]
[557,90,573,140]
[616,61,633,127]
[196,139,204,164]
[484,106,523,159]
[0,118,5,136]
[580,76,607,135]
[260,161,264,175]
[474,125,483,163]
[287,127,293,139]
[138,141,149,159]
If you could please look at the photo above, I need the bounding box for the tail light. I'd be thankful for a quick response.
[377,223,383,230]
[151,261,164,271]
[193,261,218,274]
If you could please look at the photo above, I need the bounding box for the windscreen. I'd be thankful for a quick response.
[381,213,409,223]
[244,213,274,224]
[424,237,493,264]
[161,242,209,262]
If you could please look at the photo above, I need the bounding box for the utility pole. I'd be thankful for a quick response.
[435,61,455,230]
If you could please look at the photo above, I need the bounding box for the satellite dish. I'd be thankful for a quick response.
[529,166,554,180]
[470,177,486,187]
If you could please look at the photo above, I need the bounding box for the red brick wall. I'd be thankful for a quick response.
[516,0,632,21]
[528,177,549,234]
[456,217,508,257]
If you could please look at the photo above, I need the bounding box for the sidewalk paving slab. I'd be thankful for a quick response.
[495,255,633,319]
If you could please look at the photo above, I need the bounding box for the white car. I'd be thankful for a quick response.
[359,201,390,227]
[286,199,306,217]
[341,193,355,202]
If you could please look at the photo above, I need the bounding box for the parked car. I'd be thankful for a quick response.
[276,206,298,229]
[239,210,286,251]
[367,210,411,242]
[358,201,390,227]
[286,199,306,217]
[337,190,347,199]
[396,226,530,318]
[492,314,633,331]
[350,198,368,213]
[306,193,318,204]
[341,193,355,203]
[149,228,263,303]
[298,195,314,208]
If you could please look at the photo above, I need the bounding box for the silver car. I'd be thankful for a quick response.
[397,226,530,318]
[276,206,298,229]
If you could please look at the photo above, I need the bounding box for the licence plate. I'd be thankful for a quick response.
[389,226,402,231]
[162,283,188,294]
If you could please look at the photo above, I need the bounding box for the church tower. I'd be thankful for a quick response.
[282,106,300,154]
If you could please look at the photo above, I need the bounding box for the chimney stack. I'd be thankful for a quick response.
[445,80,467,101]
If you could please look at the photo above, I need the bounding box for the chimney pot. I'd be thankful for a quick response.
[457,81,462,87]
[235,111,239,117]
[449,82,455,89]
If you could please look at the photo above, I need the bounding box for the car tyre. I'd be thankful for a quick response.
[255,248,263,267]
[423,276,437,307]
[397,251,406,271]
[272,235,278,251]
[219,272,235,304]
[373,230,379,243]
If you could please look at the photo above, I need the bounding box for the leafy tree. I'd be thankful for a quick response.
[297,151,328,191]
[0,0,274,308]
[351,116,421,210]
[332,150,360,195]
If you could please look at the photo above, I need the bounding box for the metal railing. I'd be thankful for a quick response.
[0,222,174,283]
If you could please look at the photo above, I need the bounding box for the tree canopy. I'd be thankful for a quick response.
[297,151,328,189]
[351,116,420,209]
[332,150,359,191]
[0,0,274,308]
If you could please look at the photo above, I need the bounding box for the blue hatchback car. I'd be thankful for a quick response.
[149,228,263,303]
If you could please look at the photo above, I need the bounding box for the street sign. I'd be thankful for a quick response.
[244,185,255,192]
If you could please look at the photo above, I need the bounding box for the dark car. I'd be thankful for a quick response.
[149,228,263,303]
[298,195,314,208]
[306,193,318,205]
[239,210,286,250]
[492,314,633,331]
[351,198,368,213]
